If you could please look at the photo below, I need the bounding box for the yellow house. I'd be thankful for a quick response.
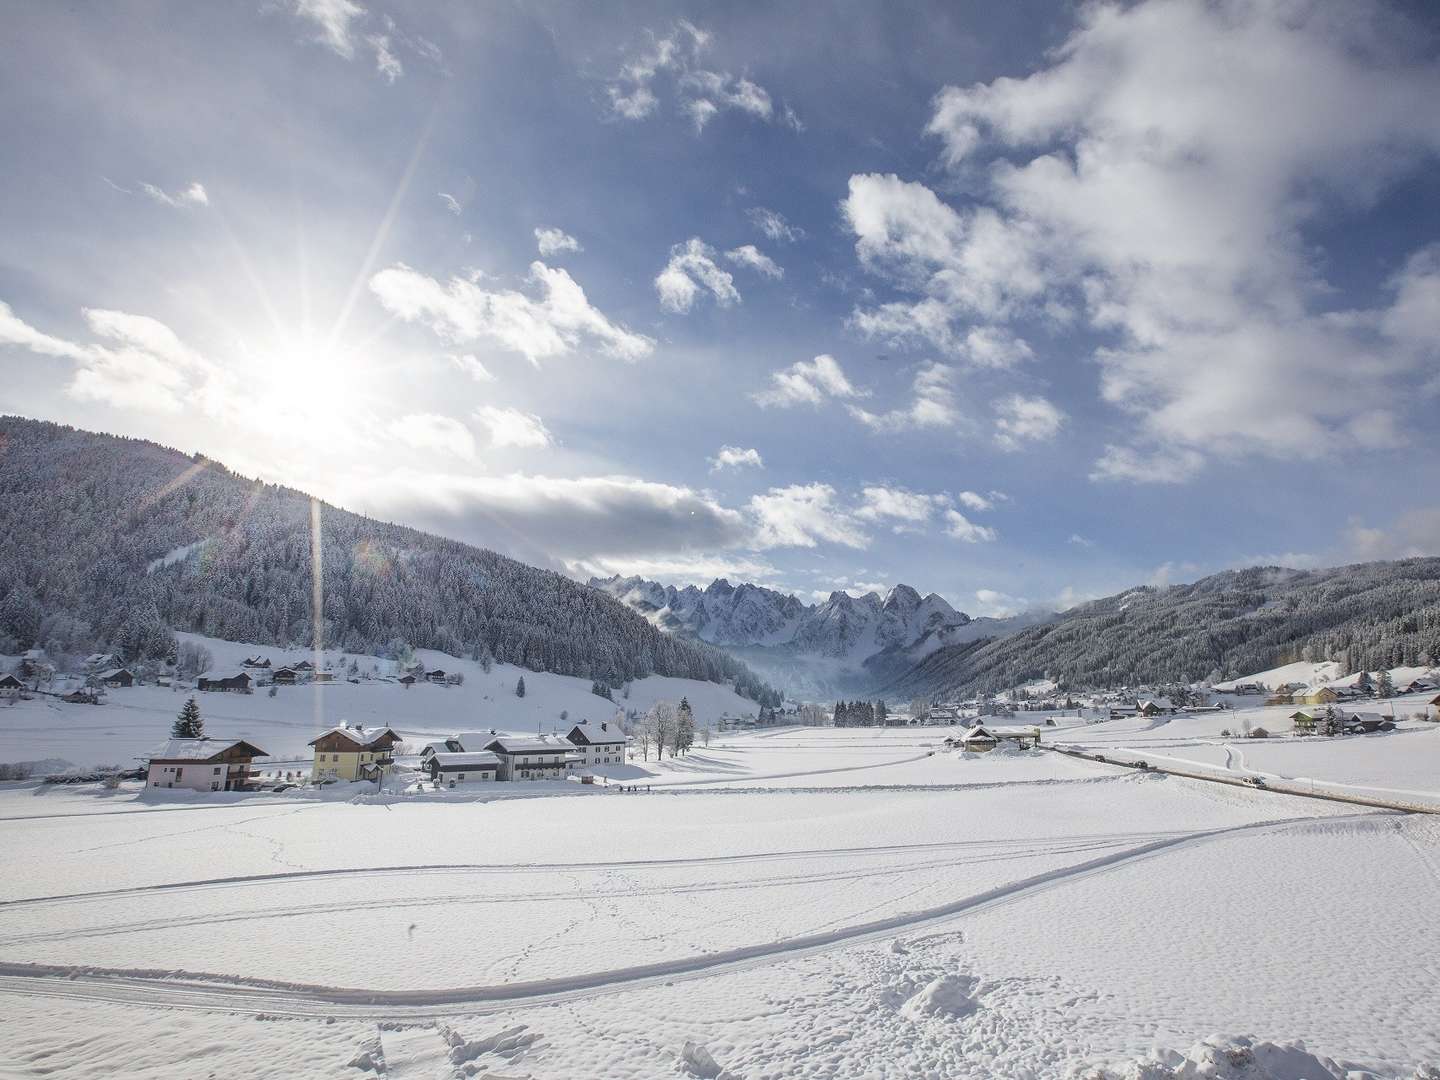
[308,724,400,783]
[1296,686,1339,706]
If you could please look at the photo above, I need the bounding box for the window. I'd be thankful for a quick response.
[175,768,183,780]
[458,773,465,781]
[213,767,221,774]
[332,754,339,762]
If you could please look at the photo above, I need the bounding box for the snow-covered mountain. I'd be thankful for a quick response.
[589,576,1050,696]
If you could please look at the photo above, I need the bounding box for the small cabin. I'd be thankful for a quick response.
[272,667,299,685]
[0,673,24,692]
[94,667,135,688]
[1296,686,1339,706]
[425,669,448,684]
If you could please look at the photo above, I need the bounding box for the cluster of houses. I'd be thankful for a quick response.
[418,720,629,786]
[143,717,633,793]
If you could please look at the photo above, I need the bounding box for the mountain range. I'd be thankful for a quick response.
[877,561,1440,701]
[0,417,780,705]
[589,575,1050,697]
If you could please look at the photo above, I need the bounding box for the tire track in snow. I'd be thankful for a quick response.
[0,828,1174,909]
[0,837,1150,948]
[0,812,1378,1020]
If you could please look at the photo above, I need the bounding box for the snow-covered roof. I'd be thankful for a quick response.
[308,724,397,748]
[429,751,500,769]
[148,737,265,761]
[486,736,573,754]
[96,668,132,679]
[567,722,627,746]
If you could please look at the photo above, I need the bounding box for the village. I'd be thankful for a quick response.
[8,638,1436,802]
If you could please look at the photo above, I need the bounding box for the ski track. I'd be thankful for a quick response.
[0,811,1383,1021]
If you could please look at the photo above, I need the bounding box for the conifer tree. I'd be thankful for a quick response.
[172,696,203,739]
[515,676,526,698]
[1376,670,1394,698]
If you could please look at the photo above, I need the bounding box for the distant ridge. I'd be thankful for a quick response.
[0,416,780,704]
[877,562,1440,700]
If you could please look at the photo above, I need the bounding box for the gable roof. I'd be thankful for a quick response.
[307,725,399,749]
[148,737,267,762]
[429,751,500,770]
[485,736,573,754]
[565,722,627,746]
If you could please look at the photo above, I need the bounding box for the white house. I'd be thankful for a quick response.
[146,737,267,792]
[484,735,578,780]
[563,720,628,770]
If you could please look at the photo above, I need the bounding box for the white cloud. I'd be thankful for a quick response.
[366,31,401,81]
[535,227,582,257]
[1067,533,1094,547]
[709,445,764,472]
[448,353,495,383]
[606,22,794,132]
[283,3,441,80]
[388,412,475,460]
[655,237,740,312]
[0,300,218,414]
[993,393,1064,450]
[141,181,209,209]
[1341,508,1440,561]
[289,0,366,58]
[438,193,461,215]
[724,244,782,279]
[361,470,750,563]
[575,552,780,585]
[752,354,864,408]
[848,361,961,433]
[749,483,870,549]
[1089,444,1204,485]
[747,207,804,243]
[475,405,553,448]
[843,173,1047,356]
[919,0,1440,478]
[944,510,998,544]
[370,261,654,366]
[855,486,946,531]
[957,490,993,512]
[973,588,1025,617]
[1056,585,1104,611]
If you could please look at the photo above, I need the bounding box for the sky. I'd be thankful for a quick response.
[2,0,1439,617]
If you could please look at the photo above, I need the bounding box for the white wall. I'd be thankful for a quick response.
[147,760,227,792]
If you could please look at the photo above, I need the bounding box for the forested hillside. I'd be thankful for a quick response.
[882,563,1440,699]
[0,417,779,703]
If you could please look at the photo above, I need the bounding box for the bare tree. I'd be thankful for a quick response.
[646,701,676,760]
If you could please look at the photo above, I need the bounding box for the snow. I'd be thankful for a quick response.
[0,725,1436,1076]
[0,632,760,769]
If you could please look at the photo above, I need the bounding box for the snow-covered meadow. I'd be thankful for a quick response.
[0,632,761,771]
[1,725,1437,1078]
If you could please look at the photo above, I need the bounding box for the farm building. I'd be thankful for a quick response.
[198,672,252,693]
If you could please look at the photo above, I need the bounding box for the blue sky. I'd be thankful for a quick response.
[3,0,1439,615]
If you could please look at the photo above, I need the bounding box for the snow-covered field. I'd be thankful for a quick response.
[0,633,761,770]
[1,725,1437,1078]
[1053,691,1440,807]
